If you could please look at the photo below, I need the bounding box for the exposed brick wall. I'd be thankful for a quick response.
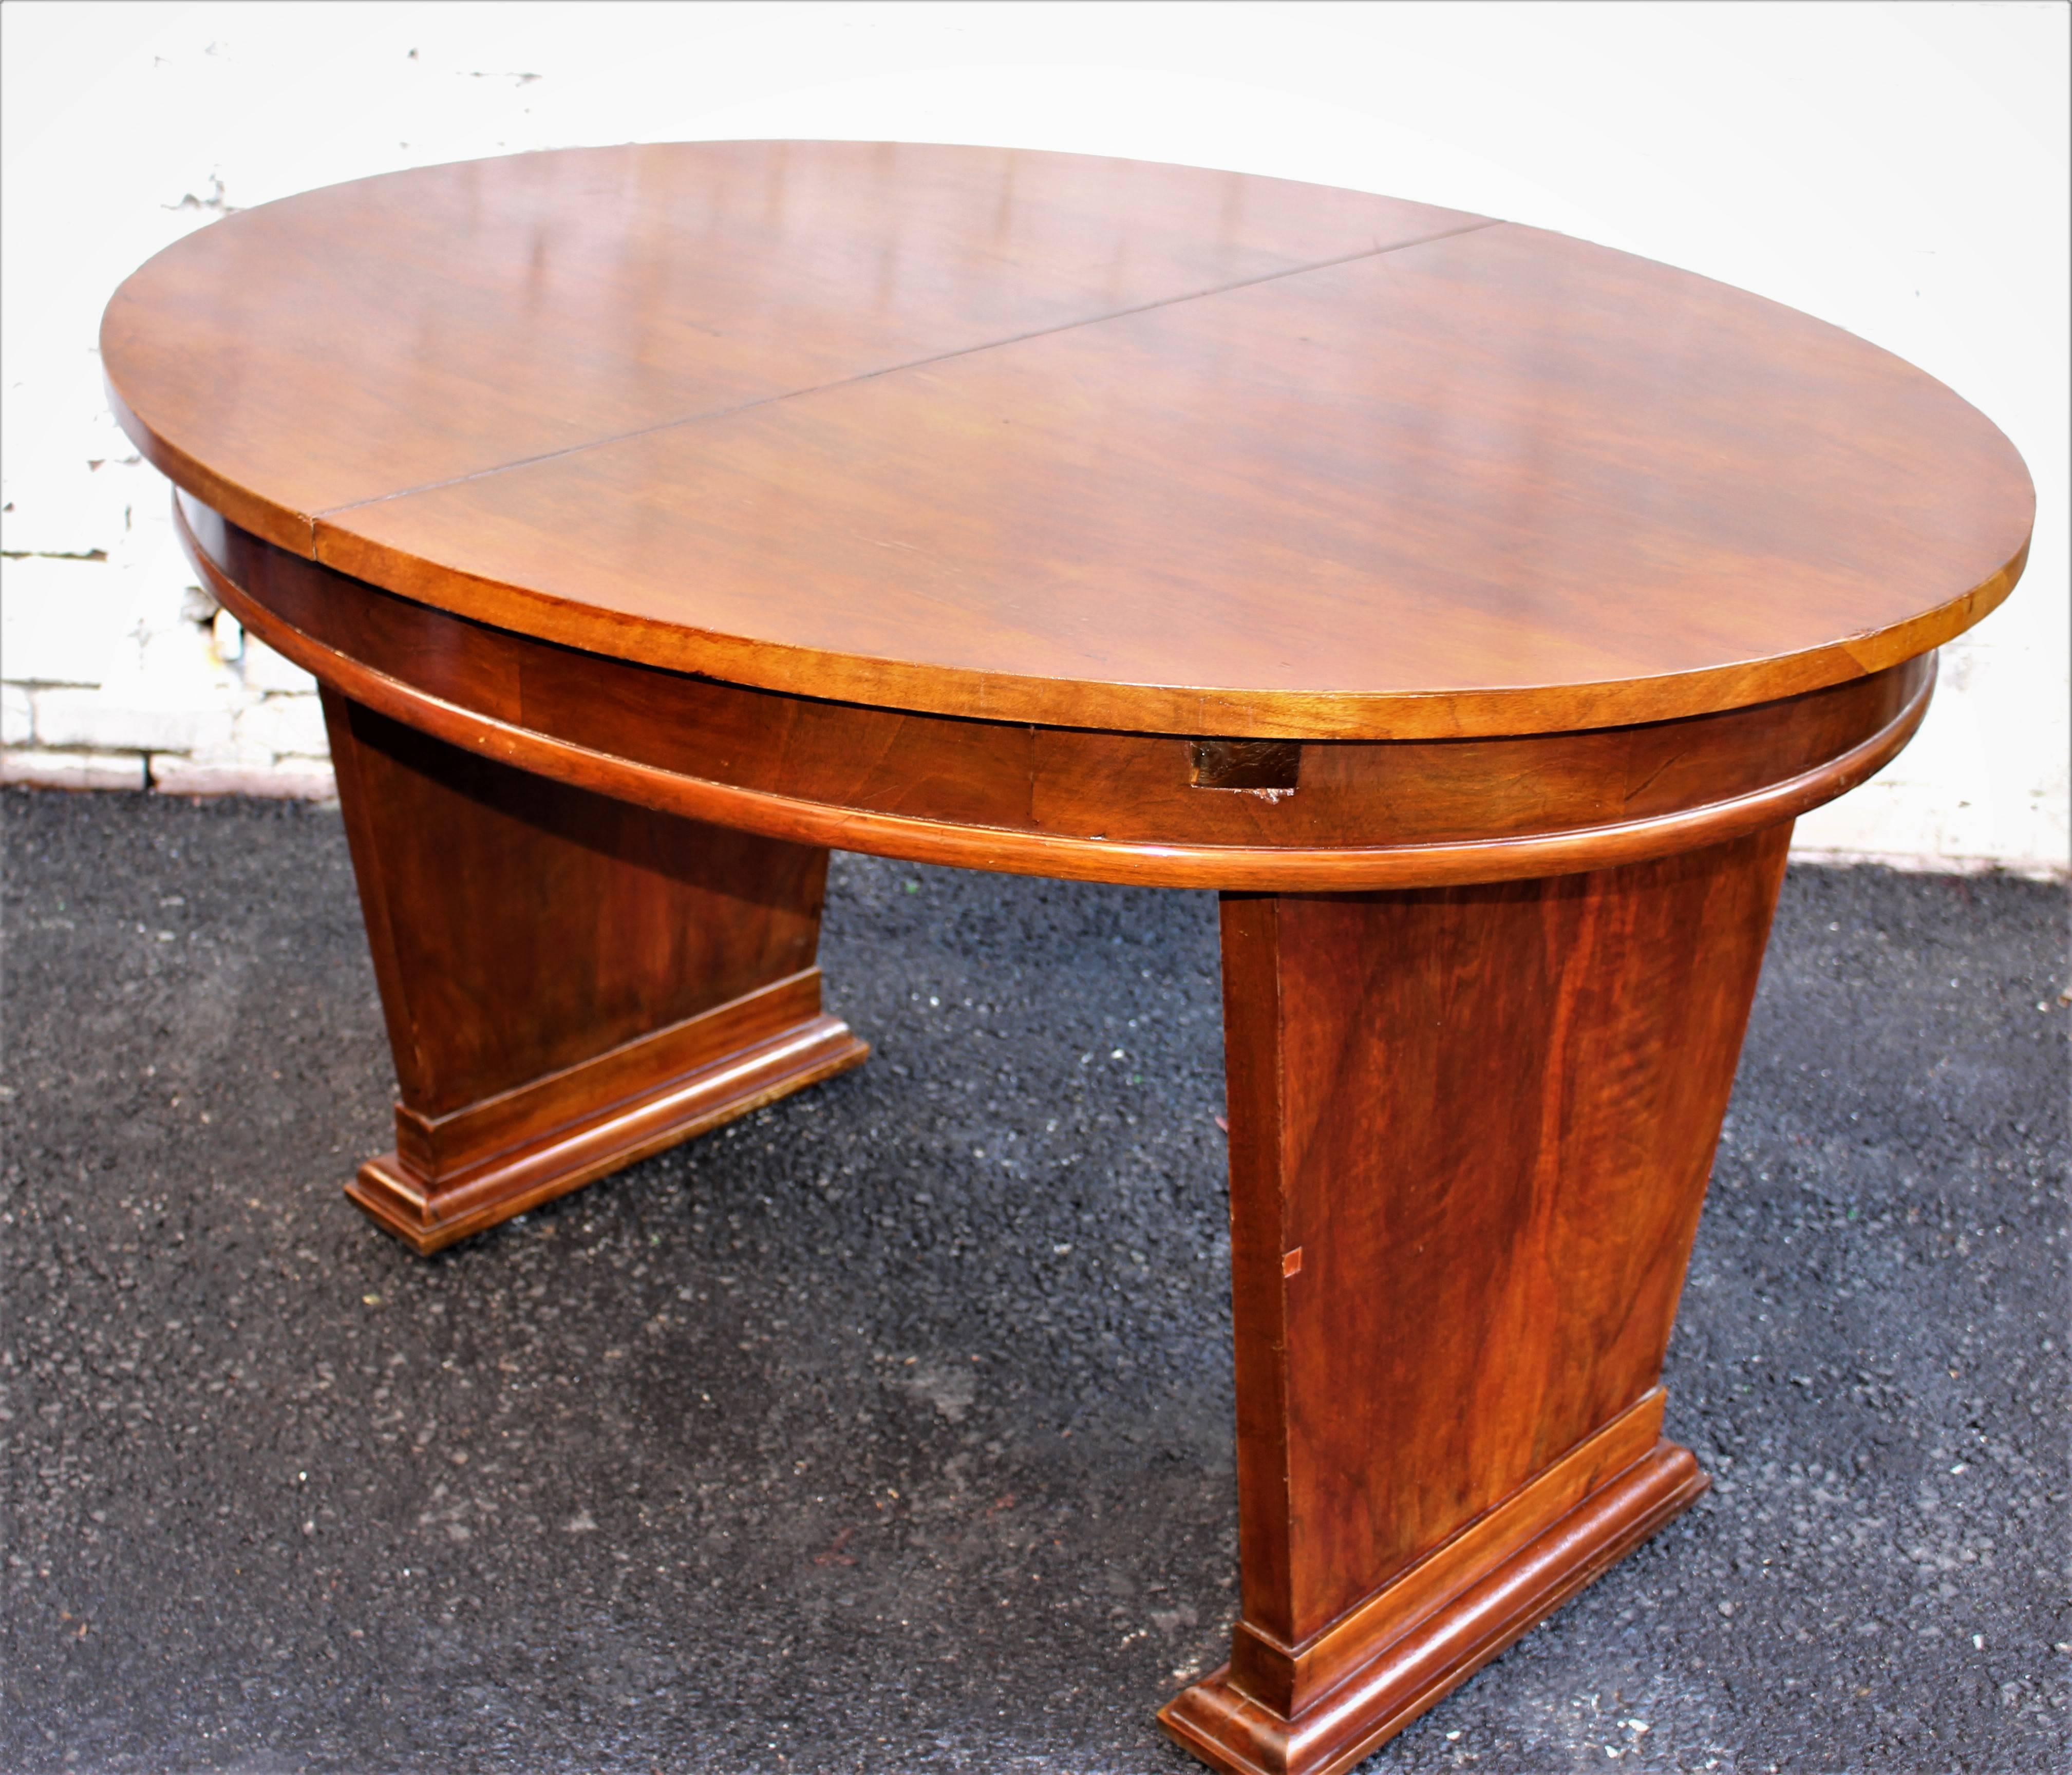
[1,467,334,801]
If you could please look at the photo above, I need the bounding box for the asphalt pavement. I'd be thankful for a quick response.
[2,786,2065,1773]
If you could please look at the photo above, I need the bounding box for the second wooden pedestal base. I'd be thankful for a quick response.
[347,968,867,1254]
[322,690,865,1252]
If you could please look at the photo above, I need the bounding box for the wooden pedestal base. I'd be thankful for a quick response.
[347,970,867,1254]
[322,690,864,1251]
[1160,1429,1707,1775]
[1166,826,1792,1772]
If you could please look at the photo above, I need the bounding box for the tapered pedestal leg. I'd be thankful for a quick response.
[1161,826,1793,1775]
[322,691,868,1254]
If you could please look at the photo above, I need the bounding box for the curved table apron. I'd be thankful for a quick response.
[107,142,2031,1775]
[178,495,1935,895]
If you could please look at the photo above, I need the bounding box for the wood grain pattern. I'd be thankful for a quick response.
[322,691,865,1250]
[184,497,1933,893]
[104,141,2032,1770]
[102,141,1480,557]
[1184,826,1791,1766]
[107,147,2029,740]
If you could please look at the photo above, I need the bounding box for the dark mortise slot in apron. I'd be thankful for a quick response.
[1190,739,1301,792]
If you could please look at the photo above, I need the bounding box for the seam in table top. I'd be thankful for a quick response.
[311,216,1505,524]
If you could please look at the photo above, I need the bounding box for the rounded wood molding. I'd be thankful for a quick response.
[185,496,1932,892]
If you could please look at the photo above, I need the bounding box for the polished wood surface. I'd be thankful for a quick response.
[102,141,1477,558]
[104,141,2032,1772]
[1164,826,1791,1772]
[322,693,865,1253]
[107,143,2029,740]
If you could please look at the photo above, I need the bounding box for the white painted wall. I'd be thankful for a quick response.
[4,1,2064,871]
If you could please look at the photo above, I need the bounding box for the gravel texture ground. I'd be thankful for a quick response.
[1,786,2065,1774]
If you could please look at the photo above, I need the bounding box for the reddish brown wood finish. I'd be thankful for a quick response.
[319,691,865,1253]
[102,143,1479,560]
[102,142,2035,1771]
[310,224,2028,740]
[1161,827,1791,1772]
[105,145,2031,742]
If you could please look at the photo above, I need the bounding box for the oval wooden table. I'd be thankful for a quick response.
[103,143,2032,1775]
